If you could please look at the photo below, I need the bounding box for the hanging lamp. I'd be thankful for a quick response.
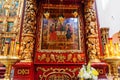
[72,10,78,17]
[44,11,50,19]
[59,14,64,23]
[44,0,50,19]
[58,0,64,23]
[72,0,78,17]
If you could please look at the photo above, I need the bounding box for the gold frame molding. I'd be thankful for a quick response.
[36,3,85,53]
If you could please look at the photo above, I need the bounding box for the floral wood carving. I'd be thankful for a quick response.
[37,53,84,63]
[84,0,100,62]
[20,0,37,62]
[37,67,79,80]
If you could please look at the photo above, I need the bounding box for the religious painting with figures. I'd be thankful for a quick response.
[41,18,80,50]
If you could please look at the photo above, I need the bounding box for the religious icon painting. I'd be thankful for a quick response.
[41,18,80,50]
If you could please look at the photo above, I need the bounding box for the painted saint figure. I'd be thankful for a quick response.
[65,23,73,41]
[49,23,57,41]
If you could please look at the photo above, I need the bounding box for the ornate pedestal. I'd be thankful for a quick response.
[91,62,108,79]
[104,57,120,80]
[13,62,34,80]
[0,56,20,80]
[34,52,85,80]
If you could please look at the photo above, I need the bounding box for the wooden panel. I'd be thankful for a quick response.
[37,0,85,4]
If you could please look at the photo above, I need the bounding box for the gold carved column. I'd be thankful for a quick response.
[20,0,37,62]
[84,0,100,62]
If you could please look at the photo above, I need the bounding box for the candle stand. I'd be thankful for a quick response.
[0,32,20,80]
[104,57,120,80]
[104,38,120,80]
[0,56,20,80]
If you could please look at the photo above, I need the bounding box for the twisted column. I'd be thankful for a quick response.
[20,0,37,62]
[84,0,100,62]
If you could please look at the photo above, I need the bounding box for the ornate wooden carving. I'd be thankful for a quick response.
[84,0,100,62]
[36,67,79,80]
[20,0,37,62]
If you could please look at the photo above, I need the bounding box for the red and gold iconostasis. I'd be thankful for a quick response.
[13,0,108,80]
[34,1,86,80]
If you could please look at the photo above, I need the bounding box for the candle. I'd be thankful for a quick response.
[9,39,15,56]
[4,41,9,56]
[115,43,119,56]
[14,18,18,26]
[108,38,114,56]
[15,42,19,56]
[105,44,109,57]
[3,19,7,32]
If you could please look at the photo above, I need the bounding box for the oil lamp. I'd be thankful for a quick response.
[44,0,50,19]
[72,10,78,17]
[44,11,50,19]
[58,14,64,23]
[72,0,78,17]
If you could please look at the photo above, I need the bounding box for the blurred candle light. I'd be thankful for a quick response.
[105,38,120,57]
[4,41,9,56]
[16,42,19,56]
[109,38,114,56]
[115,43,119,56]
[9,39,15,56]
[105,44,109,57]
[44,11,50,19]
[72,10,78,18]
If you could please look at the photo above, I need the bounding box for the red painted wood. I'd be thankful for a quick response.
[13,62,34,80]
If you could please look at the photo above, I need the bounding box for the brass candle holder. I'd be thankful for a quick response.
[0,56,20,80]
[0,32,20,80]
[0,0,22,79]
[105,57,120,80]
[104,38,120,80]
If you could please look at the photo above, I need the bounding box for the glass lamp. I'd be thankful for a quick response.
[72,10,78,17]
[44,11,50,19]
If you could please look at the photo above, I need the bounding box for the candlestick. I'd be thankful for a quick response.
[115,43,119,56]
[14,18,18,26]
[104,39,120,80]
[15,42,19,56]
[4,41,9,56]
[108,38,114,56]
[3,19,7,32]
[105,44,109,57]
[9,39,15,56]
